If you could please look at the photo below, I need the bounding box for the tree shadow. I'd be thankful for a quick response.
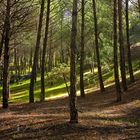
[0,120,139,139]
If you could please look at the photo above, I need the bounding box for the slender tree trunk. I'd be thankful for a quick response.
[40,0,51,102]
[2,0,11,109]
[118,0,127,91]
[29,0,45,103]
[39,47,42,69]
[48,27,53,72]
[125,0,135,83]
[29,47,33,72]
[69,0,78,124]
[80,0,85,97]
[60,8,64,63]
[17,56,20,80]
[14,48,18,75]
[20,56,23,75]
[63,73,70,95]
[24,54,27,74]
[113,0,122,102]
[92,0,105,92]
[0,28,5,61]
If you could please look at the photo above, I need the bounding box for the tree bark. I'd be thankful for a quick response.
[113,0,122,102]
[29,0,45,103]
[92,0,105,92]
[0,28,5,62]
[60,7,64,63]
[2,0,11,109]
[118,0,127,91]
[47,27,53,72]
[80,0,85,97]
[14,47,18,76]
[69,0,78,124]
[41,0,51,102]
[29,47,33,72]
[125,0,135,83]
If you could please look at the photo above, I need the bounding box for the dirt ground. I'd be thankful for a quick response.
[0,80,140,140]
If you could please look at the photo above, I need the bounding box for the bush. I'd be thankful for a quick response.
[46,64,70,86]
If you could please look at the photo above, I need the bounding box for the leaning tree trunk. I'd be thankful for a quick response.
[2,0,11,109]
[80,0,85,97]
[29,0,45,103]
[92,0,105,92]
[69,0,78,124]
[113,0,122,102]
[125,0,135,83]
[118,0,127,91]
[41,0,51,102]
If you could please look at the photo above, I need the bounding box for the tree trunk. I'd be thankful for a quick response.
[29,47,33,72]
[39,47,42,70]
[2,0,11,109]
[40,0,51,102]
[29,0,45,103]
[113,0,122,102]
[125,0,135,83]
[80,0,85,97]
[60,8,64,63]
[0,28,5,62]
[69,0,78,124]
[14,47,18,76]
[118,0,127,91]
[48,27,53,72]
[92,0,105,92]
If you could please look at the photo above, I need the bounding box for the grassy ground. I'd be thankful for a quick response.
[0,60,140,104]
[0,69,115,104]
[0,77,69,104]
[10,81,68,103]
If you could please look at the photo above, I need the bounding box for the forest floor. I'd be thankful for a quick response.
[0,79,140,140]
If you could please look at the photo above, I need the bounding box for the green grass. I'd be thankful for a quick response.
[0,77,69,104]
[9,81,68,103]
[0,60,140,104]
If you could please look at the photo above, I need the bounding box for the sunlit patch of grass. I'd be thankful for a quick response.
[103,70,114,83]
[134,69,140,75]
[84,68,98,76]
[9,82,68,104]
[1,61,140,104]
[34,83,68,101]
[1,73,65,103]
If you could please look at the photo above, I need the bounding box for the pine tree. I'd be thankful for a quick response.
[69,0,78,123]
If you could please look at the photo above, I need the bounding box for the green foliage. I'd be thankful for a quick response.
[84,72,97,87]
[46,64,70,85]
[130,23,140,43]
